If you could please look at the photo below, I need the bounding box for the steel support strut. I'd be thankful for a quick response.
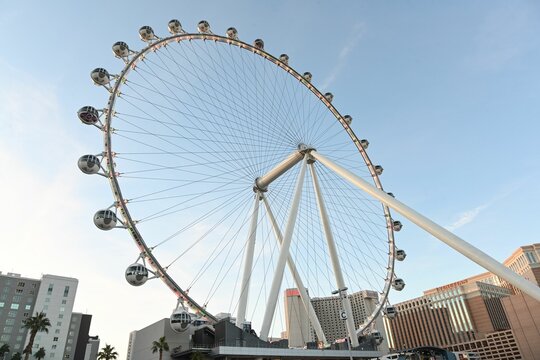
[260,154,308,341]
[255,147,305,191]
[310,150,540,304]
[309,161,359,347]
[236,193,260,328]
[261,193,328,346]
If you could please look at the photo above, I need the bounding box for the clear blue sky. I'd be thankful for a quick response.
[1,0,539,357]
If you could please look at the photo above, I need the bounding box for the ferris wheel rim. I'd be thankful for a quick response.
[101,31,397,335]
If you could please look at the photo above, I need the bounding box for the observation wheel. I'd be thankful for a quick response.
[78,20,408,347]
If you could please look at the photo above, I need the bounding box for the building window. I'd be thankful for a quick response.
[49,353,55,358]
[53,337,58,342]
[0,302,4,308]
[61,300,67,305]
[47,284,54,295]
[52,345,56,350]
[3,326,13,333]
[65,355,70,359]
[65,346,71,352]
[13,296,21,302]
[60,307,65,312]
[63,286,70,297]
[25,305,31,310]
[11,303,19,310]
[43,305,48,310]
[55,329,60,334]
[45,298,50,303]
[23,312,29,317]
[56,322,62,326]
[15,289,23,294]
[58,314,63,319]
[27,297,33,303]
[5,319,15,325]
[0,334,10,341]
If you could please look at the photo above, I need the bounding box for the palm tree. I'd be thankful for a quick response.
[22,312,51,360]
[151,336,169,360]
[11,352,21,360]
[33,348,45,360]
[0,344,11,358]
[97,344,118,360]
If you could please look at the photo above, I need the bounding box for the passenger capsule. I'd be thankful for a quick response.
[253,39,264,50]
[371,330,384,345]
[303,72,312,82]
[90,68,110,86]
[393,221,403,232]
[170,308,192,332]
[139,26,155,41]
[168,19,183,34]
[385,306,397,319]
[226,27,238,39]
[324,92,334,103]
[125,263,149,286]
[197,20,210,33]
[78,155,101,175]
[77,106,100,125]
[344,115,352,125]
[396,249,406,261]
[112,41,129,58]
[279,54,289,65]
[387,192,395,198]
[359,139,369,149]
[93,210,117,231]
[374,165,384,176]
[392,278,405,291]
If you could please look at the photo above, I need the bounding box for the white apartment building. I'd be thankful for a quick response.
[26,274,78,360]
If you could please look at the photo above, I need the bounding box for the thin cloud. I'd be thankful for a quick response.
[320,22,365,90]
[446,203,490,231]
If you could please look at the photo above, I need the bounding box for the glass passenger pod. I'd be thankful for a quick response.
[385,306,397,319]
[168,19,183,34]
[139,26,155,41]
[226,27,238,40]
[78,155,101,174]
[371,330,384,345]
[374,165,384,176]
[343,115,352,125]
[170,308,192,332]
[93,210,117,230]
[90,68,110,86]
[392,278,405,291]
[360,139,369,149]
[197,20,210,34]
[112,41,129,58]
[125,263,149,286]
[77,106,99,125]
[279,54,289,65]
[324,92,334,103]
[253,39,264,50]
[396,249,406,261]
[303,72,312,82]
[393,221,403,232]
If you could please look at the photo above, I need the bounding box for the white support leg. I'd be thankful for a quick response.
[260,155,308,341]
[309,162,359,347]
[311,150,540,303]
[236,193,260,328]
[261,193,328,346]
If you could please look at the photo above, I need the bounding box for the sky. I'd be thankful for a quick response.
[1,0,539,358]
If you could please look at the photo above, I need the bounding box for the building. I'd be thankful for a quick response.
[284,288,314,347]
[83,336,100,360]
[284,288,387,352]
[127,318,192,360]
[0,272,41,355]
[0,272,97,360]
[384,243,540,360]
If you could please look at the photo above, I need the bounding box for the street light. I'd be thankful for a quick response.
[332,287,353,360]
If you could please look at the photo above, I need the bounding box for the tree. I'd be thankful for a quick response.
[0,344,11,358]
[33,348,45,360]
[190,352,203,360]
[11,352,21,360]
[22,312,51,360]
[97,345,118,360]
[151,336,169,360]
